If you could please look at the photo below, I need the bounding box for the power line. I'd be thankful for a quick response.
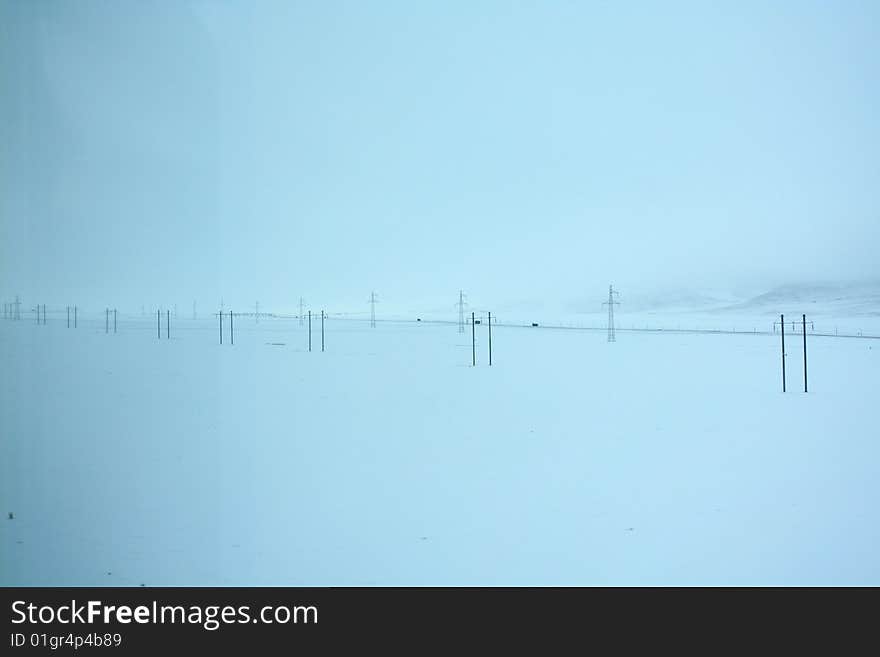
[369,291,378,328]
[602,284,620,342]
[457,290,467,334]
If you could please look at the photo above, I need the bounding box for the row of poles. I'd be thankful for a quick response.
[2,297,23,320]
[219,309,326,352]
[470,311,493,367]
[7,303,811,388]
[780,314,808,393]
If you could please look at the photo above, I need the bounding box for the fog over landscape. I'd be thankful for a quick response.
[2,1,878,313]
[2,1,879,588]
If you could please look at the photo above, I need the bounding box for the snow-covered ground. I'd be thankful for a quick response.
[1,311,878,585]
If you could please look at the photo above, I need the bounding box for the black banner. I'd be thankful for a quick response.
[1,587,872,653]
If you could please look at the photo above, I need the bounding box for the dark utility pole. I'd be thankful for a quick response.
[166,310,170,339]
[803,314,808,393]
[472,312,476,367]
[780,314,786,393]
[157,310,161,339]
[488,312,492,366]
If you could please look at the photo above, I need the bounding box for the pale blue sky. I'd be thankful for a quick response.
[2,0,878,313]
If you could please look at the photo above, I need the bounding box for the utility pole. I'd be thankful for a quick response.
[488,311,492,366]
[308,311,312,351]
[781,314,786,393]
[802,314,808,393]
[321,310,325,352]
[369,292,378,328]
[457,291,467,333]
[299,297,305,326]
[602,285,620,342]
[471,312,476,366]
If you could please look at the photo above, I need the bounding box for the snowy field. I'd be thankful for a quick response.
[1,314,878,585]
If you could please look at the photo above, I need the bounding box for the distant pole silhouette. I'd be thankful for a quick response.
[308,311,312,352]
[219,311,223,345]
[74,306,77,328]
[457,291,467,333]
[157,310,161,339]
[230,311,234,345]
[67,306,70,328]
[105,308,109,333]
[114,309,117,333]
[166,310,170,339]
[321,310,325,352]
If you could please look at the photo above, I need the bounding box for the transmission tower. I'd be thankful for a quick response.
[299,297,305,326]
[457,291,467,333]
[369,292,378,328]
[602,284,620,342]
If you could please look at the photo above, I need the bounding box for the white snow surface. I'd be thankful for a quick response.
[1,313,878,585]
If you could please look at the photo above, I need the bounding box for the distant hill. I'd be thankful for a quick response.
[719,281,880,316]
